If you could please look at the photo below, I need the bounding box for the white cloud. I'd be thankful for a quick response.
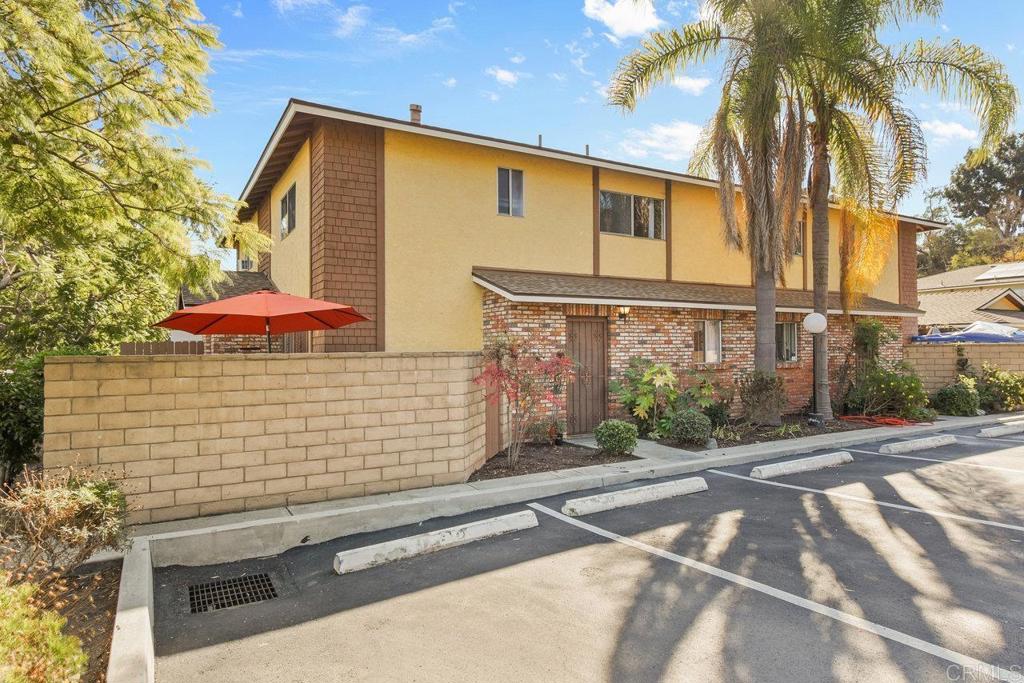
[1008,43,1017,52]
[509,52,526,64]
[481,90,500,102]
[227,2,243,18]
[448,1,465,14]
[619,120,703,162]
[672,75,711,95]
[602,33,622,46]
[592,80,609,100]
[582,26,594,38]
[442,77,457,88]
[334,5,370,37]
[666,0,688,17]
[214,48,322,63]
[486,66,523,87]
[940,23,950,32]
[583,0,662,40]
[374,16,455,48]
[549,72,567,82]
[565,41,593,76]
[273,0,327,11]
[921,119,978,143]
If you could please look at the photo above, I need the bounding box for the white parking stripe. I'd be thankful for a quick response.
[707,469,1024,534]
[528,502,1024,683]
[846,448,1024,475]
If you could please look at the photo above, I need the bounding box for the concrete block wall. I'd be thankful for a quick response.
[43,352,486,524]
[905,343,1024,392]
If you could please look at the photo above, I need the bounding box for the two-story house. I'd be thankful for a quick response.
[237,99,938,434]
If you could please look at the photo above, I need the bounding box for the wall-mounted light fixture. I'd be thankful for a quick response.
[616,306,631,321]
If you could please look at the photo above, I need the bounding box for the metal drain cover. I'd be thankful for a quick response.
[188,572,278,614]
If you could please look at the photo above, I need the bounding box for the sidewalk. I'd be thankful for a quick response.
[134,412,1021,568]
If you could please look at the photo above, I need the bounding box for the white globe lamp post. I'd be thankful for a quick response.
[803,313,828,424]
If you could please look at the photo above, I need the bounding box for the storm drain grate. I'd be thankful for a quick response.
[188,573,278,614]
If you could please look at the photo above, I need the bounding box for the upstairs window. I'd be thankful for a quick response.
[599,190,664,239]
[694,320,722,364]
[794,218,805,256]
[776,322,798,362]
[498,168,524,216]
[280,183,296,239]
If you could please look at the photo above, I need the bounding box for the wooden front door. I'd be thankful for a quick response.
[566,317,608,435]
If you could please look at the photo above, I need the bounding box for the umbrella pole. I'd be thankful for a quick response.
[265,319,271,354]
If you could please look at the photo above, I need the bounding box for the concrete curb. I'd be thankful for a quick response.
[750,452,853,479]
[879,434,956,454]
[333,510,538,575]
[132,412,1023,568]
[979,421,1024,437]
[561,477,708,516]
[105,539,154,683]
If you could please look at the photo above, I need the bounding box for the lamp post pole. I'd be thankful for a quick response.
[803,313,828,426]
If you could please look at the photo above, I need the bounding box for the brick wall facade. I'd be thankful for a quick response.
[310,120,382,352]
[898,223,919,341]
[905,343,1024,392]
[481,291,904,422]
[42,352,485,525]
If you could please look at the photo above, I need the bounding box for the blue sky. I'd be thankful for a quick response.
[190,0,1024,225]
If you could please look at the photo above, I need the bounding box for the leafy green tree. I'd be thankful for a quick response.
[945,133,1024,239]
[0,0,266,361]
[610,0,806,423]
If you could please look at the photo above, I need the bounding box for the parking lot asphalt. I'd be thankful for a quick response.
[154,424,1024,682]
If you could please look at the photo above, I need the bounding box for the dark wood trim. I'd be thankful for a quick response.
[665,180,672,281]
[375,127,386,351]
[592,166,601,275]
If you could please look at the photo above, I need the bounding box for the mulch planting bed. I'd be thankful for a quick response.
[60,559,122,683]
[656,415,874,451]
[469,442,636,481]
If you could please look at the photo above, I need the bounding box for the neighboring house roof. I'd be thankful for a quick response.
[179,271,277,307]
[917,287,1024,328]
[918,261,1024,291]
[472,267,921,317]
[238,99,948,232]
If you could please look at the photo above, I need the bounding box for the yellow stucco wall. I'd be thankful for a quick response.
[269,140,311,297]
[378,130,904,350]
[600,233,666,279]
[669,183,752,286]
[384,131,592,351]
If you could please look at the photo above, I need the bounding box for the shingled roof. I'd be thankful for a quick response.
[179,271,277,307]
[472,267,921,317]
[918,287,1024,328]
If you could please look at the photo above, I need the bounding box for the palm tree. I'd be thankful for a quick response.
[791,0,1017,420]
[609,1,806,424]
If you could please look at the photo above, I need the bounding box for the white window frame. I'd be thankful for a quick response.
[695,319,722,365]
[599,190,664,240]
[497,167,525,217]
[776,322,798,362]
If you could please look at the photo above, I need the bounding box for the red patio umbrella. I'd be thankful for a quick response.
[154,290,369,352]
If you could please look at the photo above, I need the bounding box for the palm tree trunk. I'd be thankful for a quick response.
[809,135,834,421]
[754,262,781,425]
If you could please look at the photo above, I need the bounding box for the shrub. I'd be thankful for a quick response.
[594,420,638,455]
[610,358,679,438]
[932,376,980,416]
[527,418,565,445]
[852,318,898,363]
[0,348,96,484]
[475,328,575,469]
[0,575,87,683]
[844,363,930,420]
[975,363,1024,412]
[670,408,712,444]
[0,469,128,574]
[702,400,731,428]
[737,371,787,425]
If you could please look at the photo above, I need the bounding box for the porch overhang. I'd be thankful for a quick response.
[472,267,923,319]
